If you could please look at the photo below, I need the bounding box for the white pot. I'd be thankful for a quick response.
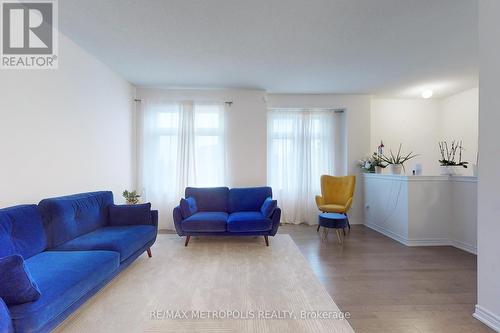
[375,166,383,174]
[390,164,403,175]
[440,165,463,176]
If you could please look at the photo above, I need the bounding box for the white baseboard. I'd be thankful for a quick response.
[474,305,500,332]
[365,222,477,254]
[451,239,477,255]
[364,222,410,245]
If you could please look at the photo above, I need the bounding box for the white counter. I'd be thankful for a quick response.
[363,174,477,254]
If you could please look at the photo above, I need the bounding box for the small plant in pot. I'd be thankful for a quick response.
[438,141,468,176]
[372,152,387,173]
[123,190,141,205]
[380,144,418,175]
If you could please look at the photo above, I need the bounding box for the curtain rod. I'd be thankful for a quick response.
[268,107,345,113]
[133,98,233,105]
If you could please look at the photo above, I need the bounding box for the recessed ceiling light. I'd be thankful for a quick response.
[421,89,433,99]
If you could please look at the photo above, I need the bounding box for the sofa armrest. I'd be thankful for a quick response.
[0,298,14,333]
[269,207,281,236]
[173,206,184,236]
[151,210,158,228]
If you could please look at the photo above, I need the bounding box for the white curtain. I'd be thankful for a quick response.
[139,100,226,229]
[267,109,336,225]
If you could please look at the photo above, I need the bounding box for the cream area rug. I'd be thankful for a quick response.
[54,234,353,333]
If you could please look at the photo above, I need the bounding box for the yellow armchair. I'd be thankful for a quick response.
[316,175,356,230]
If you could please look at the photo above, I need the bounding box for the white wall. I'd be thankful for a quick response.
[0,33,135,207]
[371,98,442,175]
[475,0,500,330]
[440,88,479,173]
[371,89,479,176]
[266,94,372,225]
[135,88,268,188]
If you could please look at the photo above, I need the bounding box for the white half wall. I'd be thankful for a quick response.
[475,0,500,331]
[266,94,372,225]
[0,33,135,207]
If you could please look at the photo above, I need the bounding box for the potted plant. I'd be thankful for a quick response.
[358,156,376,173]
[123,190,141,205]
[380,144,418,175]
[372,152,387,174]
[438,141,468,176]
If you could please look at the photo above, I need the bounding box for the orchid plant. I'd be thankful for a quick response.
[439,140,468,168]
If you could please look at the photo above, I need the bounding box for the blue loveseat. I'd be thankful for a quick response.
[0,191,158,333]
[173,187,281,246]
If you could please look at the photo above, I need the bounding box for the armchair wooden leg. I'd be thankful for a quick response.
[146,248,152,258]
[185,235,191,247]
[264,235,269,246]
[317,224,321,232]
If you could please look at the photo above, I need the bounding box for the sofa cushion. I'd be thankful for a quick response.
[109,203,152,226]
[51,225,156,262]
[9,250,119,333]
[39,191,114,248]
[260,197,277,218]
[0,255,41,305]
[227,211,272,232]
[185,187,229,212]
[228,187,273,213]
[0,298,13,333]
[0,205,47,259]
[181,212,228,232]
[180,197,197,218]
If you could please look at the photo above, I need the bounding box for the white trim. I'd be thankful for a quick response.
[365,222,477,253]
[364,222,409,245]
[474,305,500,332]
[363,173,477,183]
[451,239,477,255]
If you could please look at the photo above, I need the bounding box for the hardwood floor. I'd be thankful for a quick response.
[279,224,492,333]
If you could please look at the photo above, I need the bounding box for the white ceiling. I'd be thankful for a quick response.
[59,0,478,98]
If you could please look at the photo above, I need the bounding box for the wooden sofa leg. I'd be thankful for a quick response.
[264,235,269,246]
[185,235,191,247]
[146,248,152,258]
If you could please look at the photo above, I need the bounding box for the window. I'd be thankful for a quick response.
[267,109,336,224]
[140,101,226,229]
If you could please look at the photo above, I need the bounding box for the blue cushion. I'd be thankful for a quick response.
[185,187,229,212]
[260,197,277,218]
[0,255,41,305]
[109,203,152,226]
[51,225,156,262]
[228,187,272,213]
[8,251,119,333]
[181,212,228,232]
[38,191,114,248]
[0,298,13,333]
[227,211,272,232]
[180,197,197,218]
[0,205,47,259]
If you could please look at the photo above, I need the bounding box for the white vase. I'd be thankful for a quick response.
[440,165,463,176]
[390,164,403,175]
[375,166,383,174]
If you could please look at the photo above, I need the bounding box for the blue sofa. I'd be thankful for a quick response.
[173,187,281,246]
[0,191,158,333]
